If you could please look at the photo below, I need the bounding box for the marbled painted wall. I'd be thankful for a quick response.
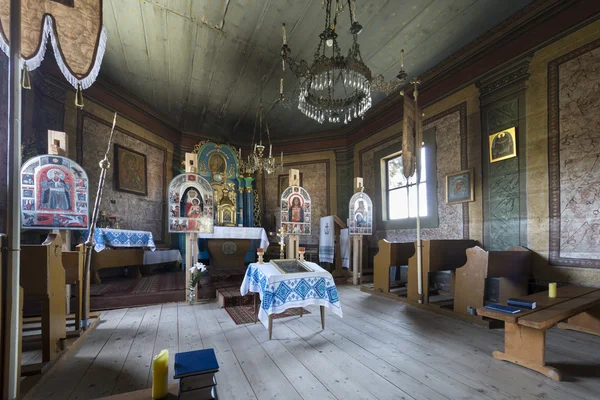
[263,161,329,246]
[0,53,7,230]
[360,110,464,244]
[336,162,354,223]
[81,115,166,241]
[557,46,600,261]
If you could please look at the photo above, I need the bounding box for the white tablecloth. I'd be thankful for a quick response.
[199,227,269,251]
[143,249,183,265]
[240,261,342,329]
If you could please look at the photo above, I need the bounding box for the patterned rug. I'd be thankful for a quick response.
[90,271,185,310]
[225,304,310,325]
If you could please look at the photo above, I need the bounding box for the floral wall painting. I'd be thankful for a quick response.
[280,185,312,235]
[168,173,214,233]
[21,155,90,230]
[114,144,147,196]
[446,169,474,204]
[489,127,517,163]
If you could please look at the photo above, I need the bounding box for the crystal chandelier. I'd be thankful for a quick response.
[242,100,284,175]
[281,0,372,124]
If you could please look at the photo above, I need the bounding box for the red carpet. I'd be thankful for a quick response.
[90,271,185,310]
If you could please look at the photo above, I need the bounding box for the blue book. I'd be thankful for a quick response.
[507,298,537,309]
[174,349,219,379]
[484,304,522,314]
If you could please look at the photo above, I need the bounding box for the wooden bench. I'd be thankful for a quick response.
[477,285,600,380]
[373,240,415,294]
[20,234,66,364]
[91,248,145,284]
[453,246,531,317]
[407,239,477,303]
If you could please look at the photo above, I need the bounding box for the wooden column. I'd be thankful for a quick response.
[184,153,198,303]
[351,178,364,285]
[47,130,71,251]
[285,169,301,260]
[4,0,22,397]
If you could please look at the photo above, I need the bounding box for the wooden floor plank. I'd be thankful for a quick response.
[69,307,146,400]
[29,308,129,400]
[147,303,179,387]
[246,321,339,400]
[214,308,304,400]
[177,302,203,353]
[25,287,600,400]
[283,316,417,400]
[193,303,257,400]
[112,304,162,394]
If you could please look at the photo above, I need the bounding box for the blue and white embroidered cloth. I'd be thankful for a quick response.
[89,228,156,252]
[240,261,342,329]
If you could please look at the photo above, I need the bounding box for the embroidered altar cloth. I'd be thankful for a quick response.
[200,227,269,251]
[240,261,342,329]
[91,228,156,252]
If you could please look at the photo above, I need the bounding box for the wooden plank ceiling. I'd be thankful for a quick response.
[101,0,533,143]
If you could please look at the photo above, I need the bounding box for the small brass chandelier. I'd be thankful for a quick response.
[242,98,284,175]
[281,0,372,124]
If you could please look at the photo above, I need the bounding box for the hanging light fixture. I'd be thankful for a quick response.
[281,0,372,124]
[241,89,284,175]
[371,49,408,95]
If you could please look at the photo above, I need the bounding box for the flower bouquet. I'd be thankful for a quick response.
[188,262,207,304]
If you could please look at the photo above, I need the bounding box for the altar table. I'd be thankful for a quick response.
[84,228,157,284]
[91,228,157,252]
[200,226,269,251]
[240,261,342,339]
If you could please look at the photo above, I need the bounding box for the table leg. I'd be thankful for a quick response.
[268,314,274,340]
[300,307,303,317]
[320,306,325,330]
[254,293,258,324]
[493,322,561,381]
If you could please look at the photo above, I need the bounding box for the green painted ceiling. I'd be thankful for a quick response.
[100,0,533,143]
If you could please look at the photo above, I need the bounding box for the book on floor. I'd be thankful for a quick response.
[507,298,537,309]
[178,384,218,400]
[174,349,219,379]
[180,374,217,392]
[484,304,522,314]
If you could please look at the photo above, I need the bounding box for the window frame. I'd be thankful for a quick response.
[374,127,439,230]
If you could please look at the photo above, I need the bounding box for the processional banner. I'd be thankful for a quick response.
[280,186,311,235]
[0,0,106,89]
[402,93,423,179]
[348,191,373,236]
[21,155,90,229]
[168,173,214,233]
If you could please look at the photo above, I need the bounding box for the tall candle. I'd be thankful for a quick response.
[280,78,284,94]
[282,23,287,45]
[549,282,557,298]
[152,349,169,399]
[238,148,241,159]
[281,151,283,165]
[269,144,272,157]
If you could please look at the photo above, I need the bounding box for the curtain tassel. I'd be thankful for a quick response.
[21,63,31,89]
[75,83,84,108]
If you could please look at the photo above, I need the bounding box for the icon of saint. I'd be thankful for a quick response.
[288,197,304,222]
[41,169,71,210]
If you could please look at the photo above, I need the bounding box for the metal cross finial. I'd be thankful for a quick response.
[410,77,421,101]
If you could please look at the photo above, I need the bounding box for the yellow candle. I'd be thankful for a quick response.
[549,282,557,298]
[152,349,169,399]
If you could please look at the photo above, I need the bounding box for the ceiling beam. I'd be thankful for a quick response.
[232,0,317,134]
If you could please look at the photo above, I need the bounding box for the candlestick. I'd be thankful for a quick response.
[269,144,272,157]
[280,77,284,94]
[549,282,557,298]
[280,151,283,165]
[282,23,287,45]
[152,349,169,399]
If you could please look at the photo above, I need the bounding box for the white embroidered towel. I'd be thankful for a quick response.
[340,228,349,268]
[319,216,335,263]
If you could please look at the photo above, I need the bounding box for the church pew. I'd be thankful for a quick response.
[90,248,144,284]
[62,244,85,333]
[453,245,531,318]
[20,233,66,363]
[407,239,477,304]
[373,240,415,294]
